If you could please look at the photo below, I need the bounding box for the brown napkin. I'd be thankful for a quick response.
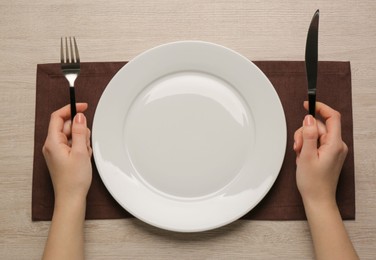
[32,61,355,221]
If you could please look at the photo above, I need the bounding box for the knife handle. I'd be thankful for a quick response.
[308,94,316,117]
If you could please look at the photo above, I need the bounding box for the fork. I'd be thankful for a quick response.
[60,36,80,121]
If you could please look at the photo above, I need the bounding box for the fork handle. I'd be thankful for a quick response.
[70,87,77,121]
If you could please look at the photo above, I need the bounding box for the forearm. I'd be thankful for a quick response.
[303,199,358,260]
[42,197,86,260]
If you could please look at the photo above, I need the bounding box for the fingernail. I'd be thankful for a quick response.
[75,113,85,124]
[304,115,314,126]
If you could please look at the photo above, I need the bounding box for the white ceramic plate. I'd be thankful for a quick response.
[92,41,286,232]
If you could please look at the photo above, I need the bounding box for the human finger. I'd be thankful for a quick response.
[294,126,303,153]
[316,120,327,137]
[303,101,342,139]
[86,128,92,154]
[71,113,90,156]
[315,102,342,139]
[299,115,319,160]
[294,119,326,154]
[47,103,88,137]
[62,120,72,138]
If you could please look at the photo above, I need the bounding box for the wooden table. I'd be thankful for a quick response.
[1,1,375,259]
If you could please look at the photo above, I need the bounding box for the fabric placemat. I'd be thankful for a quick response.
[32,61,355,221]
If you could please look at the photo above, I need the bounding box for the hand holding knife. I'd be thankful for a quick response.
[305,9,319,117]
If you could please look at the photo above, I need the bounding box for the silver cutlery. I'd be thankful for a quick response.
[60,36,80,120]
[305,10,319,117]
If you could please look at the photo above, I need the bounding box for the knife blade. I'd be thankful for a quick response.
[305,9,319,117]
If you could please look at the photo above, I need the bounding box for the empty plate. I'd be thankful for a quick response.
[92,41,286,232]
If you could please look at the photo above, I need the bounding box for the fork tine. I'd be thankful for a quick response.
[60,37,64,63]
[69,37,75,63]
[73,37,80,63]
[65,37,69,63]
[60,36,80,121]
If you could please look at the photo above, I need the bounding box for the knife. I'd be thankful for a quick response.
[305,9,319,117]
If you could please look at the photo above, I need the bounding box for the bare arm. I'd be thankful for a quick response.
[42,103,92,260]
[43,196,87,260]
[294,102,358,260]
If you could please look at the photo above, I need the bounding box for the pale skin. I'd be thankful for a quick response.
[42,103,92,260]
[294,101,358,260]
[42,101,358,260]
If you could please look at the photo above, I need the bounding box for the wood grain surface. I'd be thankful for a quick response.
[0,0,375,259]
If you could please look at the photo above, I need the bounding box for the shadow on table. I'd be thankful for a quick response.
[131,218,248,242]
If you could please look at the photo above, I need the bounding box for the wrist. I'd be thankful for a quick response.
[300,188,337,209]
[302,196,339,215]
[54,193,87,212]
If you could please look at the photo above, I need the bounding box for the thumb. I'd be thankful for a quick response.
[71,113,88,154]
[300,115,319,159]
